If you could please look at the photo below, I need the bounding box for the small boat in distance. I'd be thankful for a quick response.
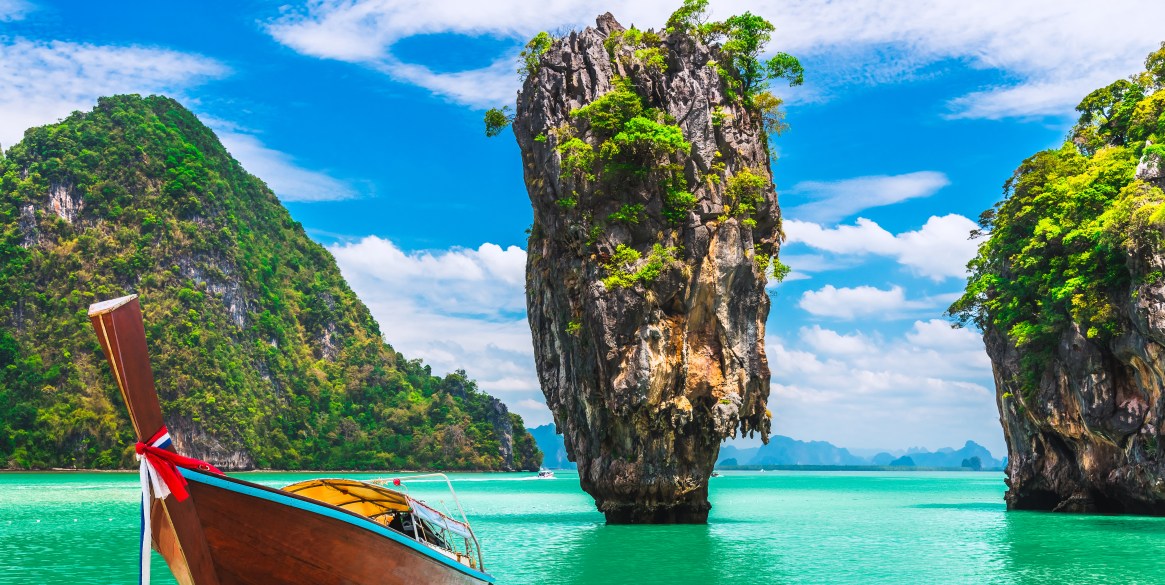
[537,468,555,479]
[88,295,493,585]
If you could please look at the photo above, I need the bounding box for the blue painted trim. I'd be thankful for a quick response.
[180,469,495,583]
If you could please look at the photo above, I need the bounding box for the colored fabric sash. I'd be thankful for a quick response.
[135,427,223,585]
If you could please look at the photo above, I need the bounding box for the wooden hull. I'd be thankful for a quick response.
[162,470,491,585]
[87,296,494,585]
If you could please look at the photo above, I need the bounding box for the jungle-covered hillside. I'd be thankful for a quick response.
[0,95,541,471]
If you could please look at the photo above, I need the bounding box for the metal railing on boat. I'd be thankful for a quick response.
[368,473,484,571]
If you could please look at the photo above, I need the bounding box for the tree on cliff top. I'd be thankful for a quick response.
[485,0,803,140]
[950,42,1165,398]
[663,0,803,121]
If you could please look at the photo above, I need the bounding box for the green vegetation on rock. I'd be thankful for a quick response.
[602,243,680,289]
[723,168,770,227]
[753,252,791,282]
[0,95,541,471]
[519,32,554,81]
[556,137,596,181]
[668,0,802,108]
[571,78,645,134]
[951,43,1165,396]
[718,12,804,97]
[484,106,514,137]
[608,203,645,225]
[488,0,799,291]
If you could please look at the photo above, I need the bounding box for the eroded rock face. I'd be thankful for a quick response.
[989,251,1165,514]
[170,417,256,470]
[514,14,778,523]
[981,141,1165,514]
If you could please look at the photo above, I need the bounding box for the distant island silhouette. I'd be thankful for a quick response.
[529,424,1003,470]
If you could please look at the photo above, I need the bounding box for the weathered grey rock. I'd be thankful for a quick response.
[47,183,82,224]
[1136,140,1163,186]
[513,14,779,523]
[170,416,256,470]
[988,238,1165,514]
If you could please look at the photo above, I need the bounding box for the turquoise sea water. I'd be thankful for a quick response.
[3,470,1165,584]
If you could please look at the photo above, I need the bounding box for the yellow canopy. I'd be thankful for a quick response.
[282,478,410,525]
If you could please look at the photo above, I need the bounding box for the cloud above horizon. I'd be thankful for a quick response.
[0,38,226,150]
[784,214,981,281]
[785,171,950,224]
[0,0,31,21]
[765,320,1000,454]
[799,284,947,320]
[327,236,552,426]
[266,0,1165,118]
[216,130,360,202]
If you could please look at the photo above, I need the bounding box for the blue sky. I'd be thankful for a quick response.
[4,0,1164,457]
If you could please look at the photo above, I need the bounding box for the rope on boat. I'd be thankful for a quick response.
[134,426,223,585]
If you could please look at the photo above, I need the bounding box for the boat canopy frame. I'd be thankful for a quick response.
[283,473,484,571]
[369,473,484,570]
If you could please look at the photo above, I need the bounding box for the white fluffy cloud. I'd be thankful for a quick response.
[784,214,980,281]
[327,237,552,426]
[766,320,1000,454]
[0,39,226,150]
[798,284,936,320]
[329,236,526,316]
[266,0,1165,118]
[774,0,1163,118]
[785,171,950,223]
[0,38,357,203]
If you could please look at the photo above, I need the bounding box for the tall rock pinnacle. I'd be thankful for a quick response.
[512,11,790,522]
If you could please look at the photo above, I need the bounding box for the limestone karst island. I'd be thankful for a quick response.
[4,0,1165,583]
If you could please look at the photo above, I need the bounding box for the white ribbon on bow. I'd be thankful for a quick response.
[136,430,173,585]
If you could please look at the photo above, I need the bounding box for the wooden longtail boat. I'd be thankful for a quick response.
[89,294,494,585]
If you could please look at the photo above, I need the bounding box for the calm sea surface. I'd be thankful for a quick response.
[3,470,1165,584]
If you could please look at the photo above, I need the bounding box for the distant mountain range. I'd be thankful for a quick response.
[718,438,1004,470]
[529,423,1004,470]
[527,424,577,469]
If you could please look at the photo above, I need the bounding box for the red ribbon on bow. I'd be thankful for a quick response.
[135,427,224,502]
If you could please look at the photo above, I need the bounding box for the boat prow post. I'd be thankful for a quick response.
[88,294,221,585]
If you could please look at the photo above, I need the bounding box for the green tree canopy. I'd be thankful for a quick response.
[951,44,1165,398]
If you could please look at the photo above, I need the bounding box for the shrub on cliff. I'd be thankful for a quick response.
[951,42,1165,397]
